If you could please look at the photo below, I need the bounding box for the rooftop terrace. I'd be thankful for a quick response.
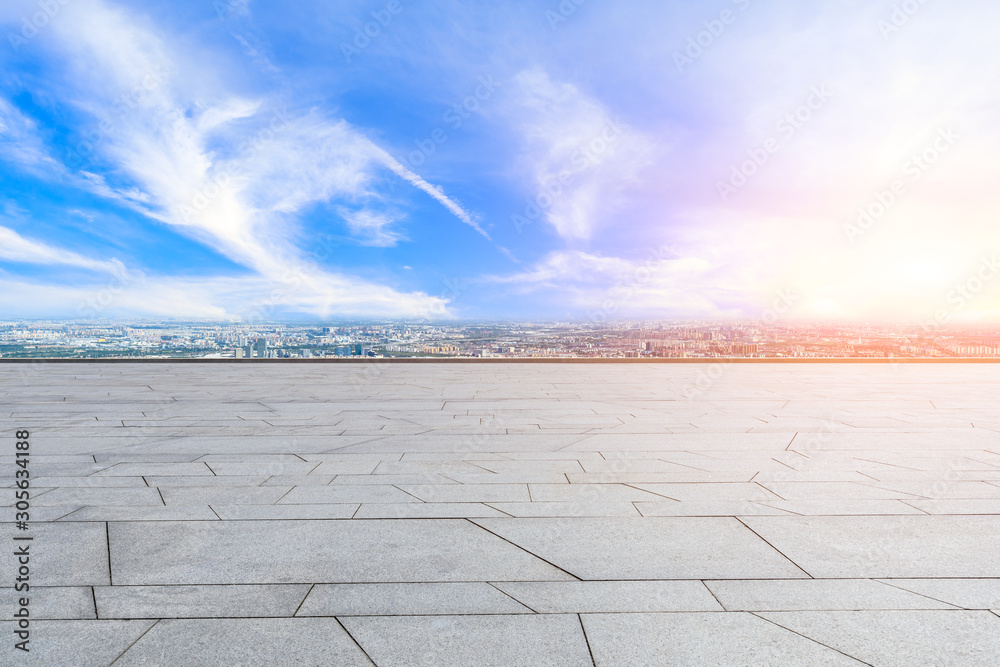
[3,361,1000,665]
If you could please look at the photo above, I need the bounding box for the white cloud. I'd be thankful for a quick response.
[490,249,733,318]
[0,225,124,274]
[372,144,493,241]
[0,98,60,172]
[505,68,655,240]
[0,271,449,320]
[0,0,475,318]
[339,208,405,247]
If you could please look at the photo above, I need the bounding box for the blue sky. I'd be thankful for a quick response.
[2,0,999,322]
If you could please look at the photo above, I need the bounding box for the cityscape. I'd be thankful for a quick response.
[2,320,999,359]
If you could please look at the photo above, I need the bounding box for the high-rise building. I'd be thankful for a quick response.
[255,338,267,358]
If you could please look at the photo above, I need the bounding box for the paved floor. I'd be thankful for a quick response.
[2,361,1000,665]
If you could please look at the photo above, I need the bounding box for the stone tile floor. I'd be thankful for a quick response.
[2,361,1000,665]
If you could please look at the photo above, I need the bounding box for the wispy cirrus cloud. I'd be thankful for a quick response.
[504,68,655,241]
[0,0,489,318]
[0,225,124,274]
[0,98,60,173]
[489,249,732,318]
[339,208,405,247]
[0,272,448,320]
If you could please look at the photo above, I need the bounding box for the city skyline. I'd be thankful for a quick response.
[4,318,1000,360]
[2,1,999,323]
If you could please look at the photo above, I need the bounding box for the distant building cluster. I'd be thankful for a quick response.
[0,320,999,360]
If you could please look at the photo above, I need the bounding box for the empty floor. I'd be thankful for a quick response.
[2,362,1000,665]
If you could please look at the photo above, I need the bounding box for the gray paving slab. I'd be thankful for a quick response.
[395,484,531,503]
[634,500,794,516]
[753,499,927,516]
[354,503,509,518]
[8,362,1000,660]
[902,498,1000,514]
[0,620,155,667]
[109,519,576,585]
[753,471,877,482]
[758,481,929,500]
[93,462,214,476]
[581,612,865,666]
[487,501,643,517]
[577,458,710,474]
[705,578,958,611]
[630,482,784,502]
[278,485,421,504]
[868,480,1000,499]
[526,483,665,502]
[471,517,808,579]
[297,582,532,616]
[13,505,83,522]
[879,578,1000,609]
[472,460,587,474]
[205,461,321,476]
[148,475,271,487]
[760,610,1000,667]
[29,476,148,488]
[159,486,292,506]
[341,614,593,667]
[565,471,752,484]
[28,487,165,506]
[56,505,220,521]
[95,584,310,618]
[211,503,359,520]
[741,516,1000,578]
[113,618,374,666]
[331,473,460,485]
[0,586,96,619]
[93,453,200,463]
[25,462,115,476]
[0,522,109,586]
[493,580,723,613]
[259,474,336,485]
[197,454,310,463]
[564,432,795,452]
[443,472,572,484]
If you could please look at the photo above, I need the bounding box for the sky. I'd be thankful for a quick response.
[1,0,999,324]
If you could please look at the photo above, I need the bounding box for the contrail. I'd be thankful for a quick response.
[372,146,494,241]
